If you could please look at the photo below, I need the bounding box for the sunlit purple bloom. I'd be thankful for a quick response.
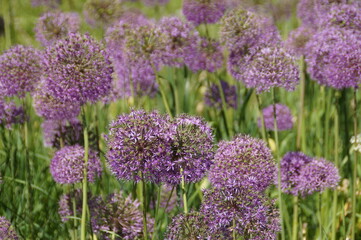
[35,11,80,46]
[105,110,172,183]
[259,104,293,131]
[242,46,299,93]
[42,33,113,104]
[305,27,361,89]
[320,3,361,31]
[160,115,215,185]
[285,25,315,57]
[0,216,18,240]
[0,45,42,97]
[50,145,102,184]
[183,0,226,25]
[41,119,83,148]
[184,38,224,72]
[209,135,276,193]
[204,80,237,109]
[201,188,280,239]
[83,0,125,27]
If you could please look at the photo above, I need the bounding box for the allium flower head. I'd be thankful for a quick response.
[144,0,169,6]
[160,115,215,185]
[321,3,361,31]
[83,0,125,27]
[204,80,238,109]
[159,17,199,67]
[33,85,81,120]
[305,27,361,89]
[105,110,172,183]
[0,45,42,97]
[165,211,212,240]
[42,119,83,148]
[201,188,280,239]
[183,0,226,25]
[209,135,276,192]
[42,33,113,104]
[35,11,80,46]
[90,191,153,240]
[285,25,315,57]
[184,37,224,72]
[243,46,299,93]
[258,104,293,131]
[0,216,18,240]
[50,145,102,184]
[58,189,84,222]
[296,158,340,196]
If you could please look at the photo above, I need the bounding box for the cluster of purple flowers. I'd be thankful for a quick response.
[105,110,215,184]
[204,80,237,109]
[183,0,226,26]
[281,152,340,196]
[0,100,25,128]
[258,104,293,131]
[0,216,18,240]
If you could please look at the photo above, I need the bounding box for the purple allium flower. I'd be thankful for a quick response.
[0,216,18,240]
[296,158,340,196]
[105,110,172,183]
[160,115,215,185]
[201,188,280,239]
[320,3,361,31]
[90,191,153,240]
[35,11,80,47]
[204,80,237,109]
[165,211,212,240]
[31,0,60,8]
[184,37,224,72]
[305,27,361,89]
[41,119,83,148]
[182,0,226,25]
[285,25,315,57]
[209,135,276,193]
[0,45,42,97]
[50,145,102,184]
[33,86,81,120]
[280,152,313,195]
[159,17,199,68]
[58,189,84,222]
[143,0,169,6]
[0,100,25,128]
[242,46,299,93]
[83,0,125,27]
[258,104,293,131]
[42,33,113,104]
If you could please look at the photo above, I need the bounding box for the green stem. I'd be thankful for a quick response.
[151,184,162,240]
[292,196,298,240]
[152,64,172,117]
[351,89,358,240]
[216,78,234,138]
[2,0,11,48]
[80,126,89,240]
[181,168,188,214]
[141,175,148,240]
[331,105,339,240]
[296,57,306,151]
[272,88,285,240]
[72,186,78,240]
[256,93,267,143]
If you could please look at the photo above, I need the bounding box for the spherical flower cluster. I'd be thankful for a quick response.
[83,0,125,27]
[58,189,84,222]
[42,33,113,104]
[281,152,340,196]
[204,80,238,109]
[33,86,81,120]
[201,188,280,239]
[258,104,293,131]
[183,0,226,25]
[0,216,18,240]
[285,26,315,57]
[305,27,361,89]
[320,3,361,31]
[161,115,215,185]
[35,11,80,46]
[105,110,172,182]
[165,211,211,240]
[50,145,102,184]
[184,38,224,72]
[243,47,299,93]
[144,0,169,6]
[41,119,83,148]
[0,100,25,128]
[159,17,199,68]
[209,135,276,193]
[90,191,153,240]
[0,45,42,97]
[31,0,60,8]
